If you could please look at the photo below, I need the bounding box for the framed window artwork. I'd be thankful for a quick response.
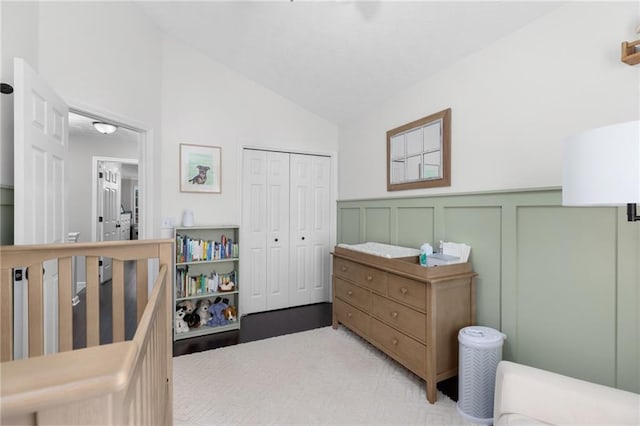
[179,143,221,193]
[387,108,451,191]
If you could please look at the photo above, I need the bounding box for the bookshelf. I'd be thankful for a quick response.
[173,225,240,340]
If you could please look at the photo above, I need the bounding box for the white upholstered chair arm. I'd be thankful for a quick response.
[494,361,640,425]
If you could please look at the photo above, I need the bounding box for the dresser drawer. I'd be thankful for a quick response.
[371,293,426,343]
[370,317,425,377]
[388,274,426,311]
[335,277,371,312]
[334,298,370,337]
[334,257,387,294]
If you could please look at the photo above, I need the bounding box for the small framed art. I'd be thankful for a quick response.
[180,143,221,193]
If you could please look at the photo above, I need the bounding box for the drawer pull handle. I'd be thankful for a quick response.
[341,266,348,272]
[391,311,398,318]
[400,287,408,295]
[366,275,373,281]
[392,338,398,345]
[347,290,353,296]
[347,312,353,318]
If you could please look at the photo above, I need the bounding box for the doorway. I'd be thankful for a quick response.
[68,111,142,291]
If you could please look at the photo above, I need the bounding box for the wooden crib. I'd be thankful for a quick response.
[0,239,174,425]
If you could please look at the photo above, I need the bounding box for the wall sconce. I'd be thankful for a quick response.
[562,121,640,222]
[92,121,118,135]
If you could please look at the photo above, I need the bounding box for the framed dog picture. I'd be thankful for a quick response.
[179,143,221,193]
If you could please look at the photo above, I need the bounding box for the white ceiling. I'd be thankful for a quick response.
[136,1,563,124]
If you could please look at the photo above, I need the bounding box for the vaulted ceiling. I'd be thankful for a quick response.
[137,1,563,124]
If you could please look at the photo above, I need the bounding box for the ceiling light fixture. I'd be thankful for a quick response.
[92,121,118,135]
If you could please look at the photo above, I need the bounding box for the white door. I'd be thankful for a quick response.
[308,155,331,304]
[241,150,291,314]
[289,154,312,306]
[14,57,69,357]
[265,152,290,310]
[289,154,331,306]
[97,162,121,282]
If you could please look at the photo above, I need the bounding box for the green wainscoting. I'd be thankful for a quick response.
[337,188,639,393]
[0,185,14,245]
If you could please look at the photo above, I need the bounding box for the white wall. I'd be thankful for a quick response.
[0,1,39,186]
[160,37,339,229]
[338,2,640,200]
[1,1,164,236]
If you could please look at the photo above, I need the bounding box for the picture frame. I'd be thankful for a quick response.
[387,108,451,191]
[179,143,221,193]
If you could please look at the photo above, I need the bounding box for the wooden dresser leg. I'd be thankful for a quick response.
[426,381,437,404]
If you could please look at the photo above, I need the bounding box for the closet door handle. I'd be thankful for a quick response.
[274,238,278,242]
[301,236,305,240]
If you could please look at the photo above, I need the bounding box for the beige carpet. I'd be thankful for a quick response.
[173,326,476,425]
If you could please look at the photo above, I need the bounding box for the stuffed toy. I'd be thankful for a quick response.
[177,300,195,315]
[196,298,212,327]
[175,305,190,334]
[222,305,237,322]
[207,297,229,327]
[184,311,200,329]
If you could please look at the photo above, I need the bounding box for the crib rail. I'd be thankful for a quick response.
[0,239,174,425]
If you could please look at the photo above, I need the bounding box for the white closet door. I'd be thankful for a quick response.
[289,154,331,306]
[309,155,331,304]
[242,150,268,314]
[265,152,290,310]
[241,150,291,314]
[289,154,312,306]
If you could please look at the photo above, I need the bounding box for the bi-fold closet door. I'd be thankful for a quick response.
[241,149,331,315]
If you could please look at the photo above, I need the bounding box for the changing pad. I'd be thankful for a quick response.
[337,242,420,259]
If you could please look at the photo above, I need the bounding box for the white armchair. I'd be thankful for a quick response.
[494,361,640,425]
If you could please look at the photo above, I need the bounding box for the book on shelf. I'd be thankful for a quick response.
[175,267,238,298]
[176,233,239,263]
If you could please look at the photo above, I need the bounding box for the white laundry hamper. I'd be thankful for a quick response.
[457,326,506,425]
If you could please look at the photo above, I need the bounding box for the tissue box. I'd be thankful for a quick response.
[427,253,460,266]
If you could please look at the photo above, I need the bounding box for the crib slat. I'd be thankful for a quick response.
[28,263,44,357]
[58,257,73,352]
[86,256,100,347]
[1,267,14,362]
[112,259,125,343]
[136,260,148,324]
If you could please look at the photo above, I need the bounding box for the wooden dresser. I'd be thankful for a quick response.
[331,245,477,404]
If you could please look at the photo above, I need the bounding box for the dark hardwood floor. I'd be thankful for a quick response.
[72,261,138,349]
[172,302,333,355]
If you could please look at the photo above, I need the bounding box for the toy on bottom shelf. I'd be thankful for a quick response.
[177,300,195,315]
[207,297,237,327]
[222,305,237,322]
[196,298,212,327]
[175,305,190,334]
[177,299,200,329]
[184,311,200,329]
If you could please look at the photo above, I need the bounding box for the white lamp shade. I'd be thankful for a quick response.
[563,121,640,206]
